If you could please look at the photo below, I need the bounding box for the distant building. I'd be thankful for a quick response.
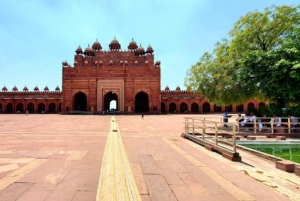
[0,38,264,114]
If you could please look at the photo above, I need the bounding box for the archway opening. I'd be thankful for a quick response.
[27,103,34,113]
[16,103,24,113]
[38,103,46,113]
[6,103,13,113]
[191,102,199,113]
[236,104,244,113]
[259,102,265,110]
[225,105,232,112]
[104,92,118,111]
[161,102,166,113]
[202,102,210,113]
[0,103,2,112]
[247,102,255,111]
[73,92,87,111]
[59,103,62,112]
[214,105,221,112]
[169,102,176,113]
[180,102,188,113]
[135,92,148,113]
[49,103,56,113]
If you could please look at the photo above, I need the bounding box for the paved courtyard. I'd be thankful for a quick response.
[0,114,299,201]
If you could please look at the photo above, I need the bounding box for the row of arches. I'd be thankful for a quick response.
[0,102,61,113]
[160,102,265,113]
[73,91,149,112]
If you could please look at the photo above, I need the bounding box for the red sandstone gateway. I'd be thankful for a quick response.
[0,38,263,114]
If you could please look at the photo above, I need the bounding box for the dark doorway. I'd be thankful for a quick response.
[169,102,176,113]
[104,92,118,111]
[16,103,24,113]
[74,92,87,111]
[225,105,232,112]
[38,103,45,113]
[49,103,56,113]
[214,105,221,112]
[59,103,62,112]
[191,102,199,113]
[6,103,13,113]
[161,102,166,113]
[247,102,255,110]
[135,92,148,113]
[27,103,34,113]
[0,103,2,112]
[202,102,210,113]
[236,104,244,112]
[180,102,188,113]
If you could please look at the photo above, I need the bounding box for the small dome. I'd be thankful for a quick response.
[55,86,60,91]
[124,61,128,64]
[146,44,154,54]
[134,61,139,64]
[44,86,49,91]
[120,60,123,64]
[145,61,149,64]
[75,45,83,54]
[109,60,113,64]
[84,44,93,53]
[136,44,145,53]
[176,86,181,91]
[99,60,103,64]
[92,39,102,51]
[165,86,170,91]
[95,61,98,64]
[34,86,39,91]
[12,85,18,91]
[2,86,8,91]
[23,86,28,91]
[110,37,120,45]
[84,60,88,64]
[109,37,121,50]
[128,38,138,50]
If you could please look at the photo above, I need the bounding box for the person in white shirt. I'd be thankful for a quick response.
[272,114,281,127]
[288,114,298,133]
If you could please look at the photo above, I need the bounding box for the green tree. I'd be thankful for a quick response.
[185,4,300,106]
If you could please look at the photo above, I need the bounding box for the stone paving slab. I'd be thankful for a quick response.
[0,114,299,200]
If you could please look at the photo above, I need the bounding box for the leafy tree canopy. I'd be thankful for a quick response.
[185,4,300,106]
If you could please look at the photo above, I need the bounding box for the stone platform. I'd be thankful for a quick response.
[0,114,299,201]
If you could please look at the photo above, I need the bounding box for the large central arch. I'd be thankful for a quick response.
[104,91,118,111]
[73,92,87,111]
[135,92,149,113]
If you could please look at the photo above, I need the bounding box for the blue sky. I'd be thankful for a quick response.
[0,0,298,91]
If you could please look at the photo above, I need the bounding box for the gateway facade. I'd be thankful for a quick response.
[0,38,263,114]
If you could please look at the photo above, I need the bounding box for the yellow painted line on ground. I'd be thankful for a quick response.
[0,164,19,173]
[0,158,35,164]
[0,159,47,191]
[96,116,141,201]
[163,138,255,201]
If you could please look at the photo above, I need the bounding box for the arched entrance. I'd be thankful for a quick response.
[169,102,176,113]
[247,102,255,110]
[225,105,232,112]
[0,103,3,112]
[73,92,87,111]
[180,102,188,113]
[59,103,62,112]
[202,102,210,113]
[104,92,118,111]
[135,92,148,113]
[27,103,34,113]
[49,103,56,113]
[161,102,166,113]
[6,103,13,113]
[38,103,45,113]
[214,105,221,112]
[16,103,24,113]
[259,102,265,110]
[191,102,199,113]
[236,104,244,112]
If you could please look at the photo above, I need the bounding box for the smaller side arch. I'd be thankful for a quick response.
[202,102,210,113]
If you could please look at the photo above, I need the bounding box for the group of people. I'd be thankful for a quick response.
[235,112,299,133]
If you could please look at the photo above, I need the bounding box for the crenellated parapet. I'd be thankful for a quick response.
[1,85,61,94]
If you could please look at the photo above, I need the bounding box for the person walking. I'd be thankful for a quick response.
[142,113,144,119]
